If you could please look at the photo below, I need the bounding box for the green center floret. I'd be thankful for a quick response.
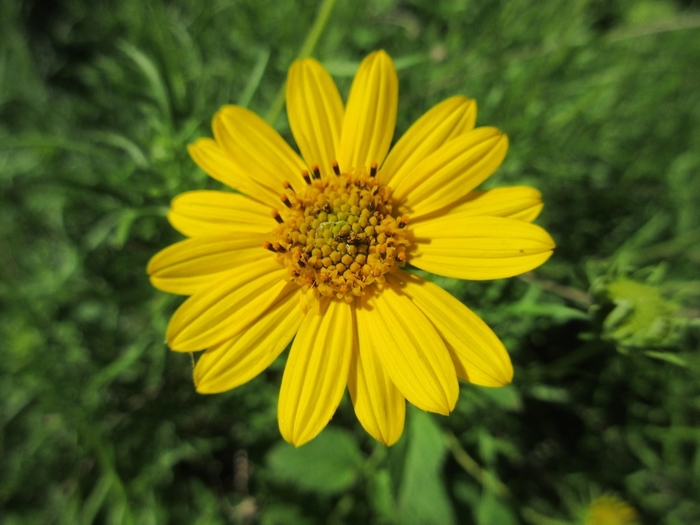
[267,165,410,302]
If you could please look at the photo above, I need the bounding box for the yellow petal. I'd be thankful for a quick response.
[358,284,458,415]
[337,51,398,174]
[194,284,303,393]
[413,186,543,225]
[286,58,344,179]
[392,272,513,386]
[392,127,508,219]
[213,105,308,195]
[147,235,267,295]
[187,139,279,208]
[278,299,354,447]
[410,215,555,280]
[442,186,543,223]
[380,96,476,187]
[168,191,275,238]
[349,306,406,445]
[167,259,287,351]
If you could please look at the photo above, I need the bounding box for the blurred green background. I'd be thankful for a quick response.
[2,0,699,523]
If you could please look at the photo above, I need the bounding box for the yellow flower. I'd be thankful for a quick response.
[584,495,639,525]
[148,51,555,446]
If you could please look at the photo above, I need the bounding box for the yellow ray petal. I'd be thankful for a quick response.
[337,51,398,174]
[194,284,303,393]
[380,96,476,187]
[166,259,287,351]
[391,272,513,386]
[187,138,279,208]
[349,305,406,445]
[410,215,555,280]
[392,127,508,219]
[213,105,308,194]
[167,190,275,238]
[278,299,354,446]
[287,58,344,179]
[147,235,267,295]
[358,284,458,415]
[443,186,543,223]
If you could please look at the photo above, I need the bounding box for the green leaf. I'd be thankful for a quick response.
[527,385,571,404]
[476,492,518,525]
[368,469,397,523]
[479,385,523,412]
[266,428,363,495]
[259,503,314,525]
[397,409,456,525]
[117,41,172,125]
[602,278,680,348]
[643,351,688,367]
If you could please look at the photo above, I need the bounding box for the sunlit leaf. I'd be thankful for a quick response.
[397,409,455,525]
[266,428,363,495]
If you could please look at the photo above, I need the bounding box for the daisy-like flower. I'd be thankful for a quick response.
[583,495,639,525]
[148,51,555,446]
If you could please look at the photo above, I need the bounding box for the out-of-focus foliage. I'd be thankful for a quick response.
[1,0,699,523]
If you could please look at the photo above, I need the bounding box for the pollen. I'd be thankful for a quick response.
[266,162,410,302]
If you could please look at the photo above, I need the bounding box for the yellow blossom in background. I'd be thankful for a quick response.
[584,495,639,525]
[147,51,555,446]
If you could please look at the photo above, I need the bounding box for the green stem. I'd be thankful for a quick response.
[444,431,510,499]
[518,272,592,307]
[447,433,575,525]
[520,507,572,525]
[264,0,337,125]
[80,426,135,525]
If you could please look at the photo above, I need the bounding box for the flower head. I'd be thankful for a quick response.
[583,495,639,525]
[148,51,555,446]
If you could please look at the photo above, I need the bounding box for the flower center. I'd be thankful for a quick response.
[265,162,410,303]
